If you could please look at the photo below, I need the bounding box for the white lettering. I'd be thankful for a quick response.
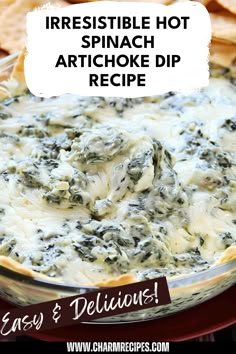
[0,312,43,336]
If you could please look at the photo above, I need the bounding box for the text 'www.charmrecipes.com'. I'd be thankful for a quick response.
[25,1,211,97]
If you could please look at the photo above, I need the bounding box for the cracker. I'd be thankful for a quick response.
[206,0,226,12]
[0,0,68,54]
[0,49,8,59]
[210,38,236,67]
[210,11,236,44]
[126,0,172,3]
[11,47,26,84]
[216,245,236,265]
[216,0,236,14]
[0,49,11,87]
[71,0,173,3]
[195,0,212,5]
[95,274,137,287]
[0,0,15,13]
[66,0,100,2]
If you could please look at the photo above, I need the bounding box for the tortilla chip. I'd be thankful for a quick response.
[210,11,236,44]
[210,38,236,67]
[0,0,68,54]
[216,0,236,14]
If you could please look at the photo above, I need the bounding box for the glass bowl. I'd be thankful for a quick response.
[0,53,235,324]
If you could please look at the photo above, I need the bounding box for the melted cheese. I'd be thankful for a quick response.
[0,72,236,285]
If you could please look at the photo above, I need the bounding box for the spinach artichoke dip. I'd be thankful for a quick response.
[0,67,236,286]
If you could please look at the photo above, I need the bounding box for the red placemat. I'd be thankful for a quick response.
[0,285,235,342]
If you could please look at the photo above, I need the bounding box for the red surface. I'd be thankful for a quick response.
[0,286,236,341]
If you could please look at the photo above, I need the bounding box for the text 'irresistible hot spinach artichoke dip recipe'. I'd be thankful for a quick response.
[0,56,235,289]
